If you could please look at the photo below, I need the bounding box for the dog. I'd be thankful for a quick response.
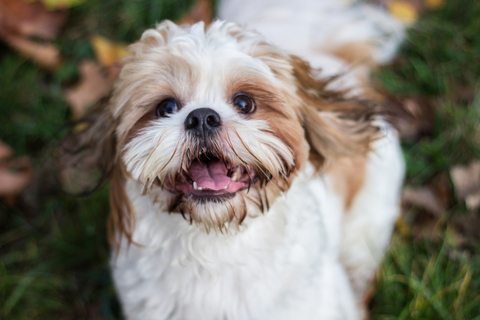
[63,0,405,318]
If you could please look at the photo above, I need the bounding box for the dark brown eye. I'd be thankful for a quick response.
[233,94,255,114]
[156,99,178,117]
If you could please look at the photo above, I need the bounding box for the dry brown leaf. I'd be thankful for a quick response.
[64,61,112,118]
[177,0,213,26]
[0,0,68,40]
[1,30,61,70]
[402,185,447,241]
[0,141,33,204]
[91,35,130,67]
[402,186,446,217]
[0,0,64,70]
[450,161,480,211]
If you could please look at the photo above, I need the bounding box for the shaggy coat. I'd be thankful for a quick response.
[63,0,405,319]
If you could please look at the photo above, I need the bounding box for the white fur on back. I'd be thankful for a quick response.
[219,0,403,96]
[219,0,404,69]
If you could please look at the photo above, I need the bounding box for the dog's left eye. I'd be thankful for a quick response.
[233,94,255,114]
[156,99,178,117]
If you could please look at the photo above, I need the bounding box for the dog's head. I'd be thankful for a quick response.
[62,21,380,244]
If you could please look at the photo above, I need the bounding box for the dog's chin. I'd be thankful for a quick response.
[177,193,250,231]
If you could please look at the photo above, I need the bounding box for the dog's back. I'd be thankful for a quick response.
[219,0,404,71]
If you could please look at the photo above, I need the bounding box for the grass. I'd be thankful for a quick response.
[1,0,479,319]
[370,1,480,318]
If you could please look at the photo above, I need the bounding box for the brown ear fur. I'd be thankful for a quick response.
[290,55,381,168]
[59,99,135,248]
[108,163,136,248]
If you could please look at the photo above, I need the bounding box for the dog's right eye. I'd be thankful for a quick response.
[156,99,178,117]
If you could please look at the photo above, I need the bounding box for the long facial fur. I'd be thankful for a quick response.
[61,20,381,245]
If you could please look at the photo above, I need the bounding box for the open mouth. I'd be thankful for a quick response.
[163,153,257,199]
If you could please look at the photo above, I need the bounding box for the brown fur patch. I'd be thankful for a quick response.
[108,164,136,248]
[59,98,138,248]
[84,22,386,247]
[333,42,374,67]
[227,79,309,173]
[59,98,117,194]
[325,156,366,210]
[289,55,381,170]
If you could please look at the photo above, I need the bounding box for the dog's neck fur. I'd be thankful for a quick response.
[111,162,359,320]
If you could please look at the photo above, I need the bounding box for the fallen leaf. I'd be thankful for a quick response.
[91,35,130,67]
[1,30,61,70]
[402,186,445,217]
[36,0,86,10]
[0,0,65,70]
[401,185,447,241]
[389,1,418,25]
[424,0,445,10]
[64,61,112,118]
[0,0,68,40]
[450,161,480,211]
[177,0,213,26]
[0,141,33,204]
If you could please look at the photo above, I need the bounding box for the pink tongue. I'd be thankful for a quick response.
[189,160,231,190]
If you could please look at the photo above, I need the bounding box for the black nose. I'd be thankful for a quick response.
[184,108,221,136]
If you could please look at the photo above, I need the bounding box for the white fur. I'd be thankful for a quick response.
[111,1,405,319]
[219,0,404,95]
[113,130,403,320]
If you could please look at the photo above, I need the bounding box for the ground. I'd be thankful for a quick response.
[0,0,479,319]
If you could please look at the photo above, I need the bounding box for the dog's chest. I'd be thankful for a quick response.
[112,169,345,320]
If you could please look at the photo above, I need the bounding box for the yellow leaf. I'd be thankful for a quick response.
[28,0,87,10]
[91,35,130,67]
[424,0,445,10]
[389,1,418,26]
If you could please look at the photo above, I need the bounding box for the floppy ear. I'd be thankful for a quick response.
[58,99,135,247]
[290,55,381,167]
[59,99,117,194]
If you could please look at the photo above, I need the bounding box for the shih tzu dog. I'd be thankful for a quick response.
[63,0,405,319]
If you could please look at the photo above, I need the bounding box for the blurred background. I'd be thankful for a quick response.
[0,0,479,319]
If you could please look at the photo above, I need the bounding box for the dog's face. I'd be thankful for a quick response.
[114,21,310,231]
[62,21,379,243]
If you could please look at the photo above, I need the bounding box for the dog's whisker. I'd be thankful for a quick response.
[225,131,251,169]
[230,127,284,189]
[144,127,175,166]
[148,131,186,186]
